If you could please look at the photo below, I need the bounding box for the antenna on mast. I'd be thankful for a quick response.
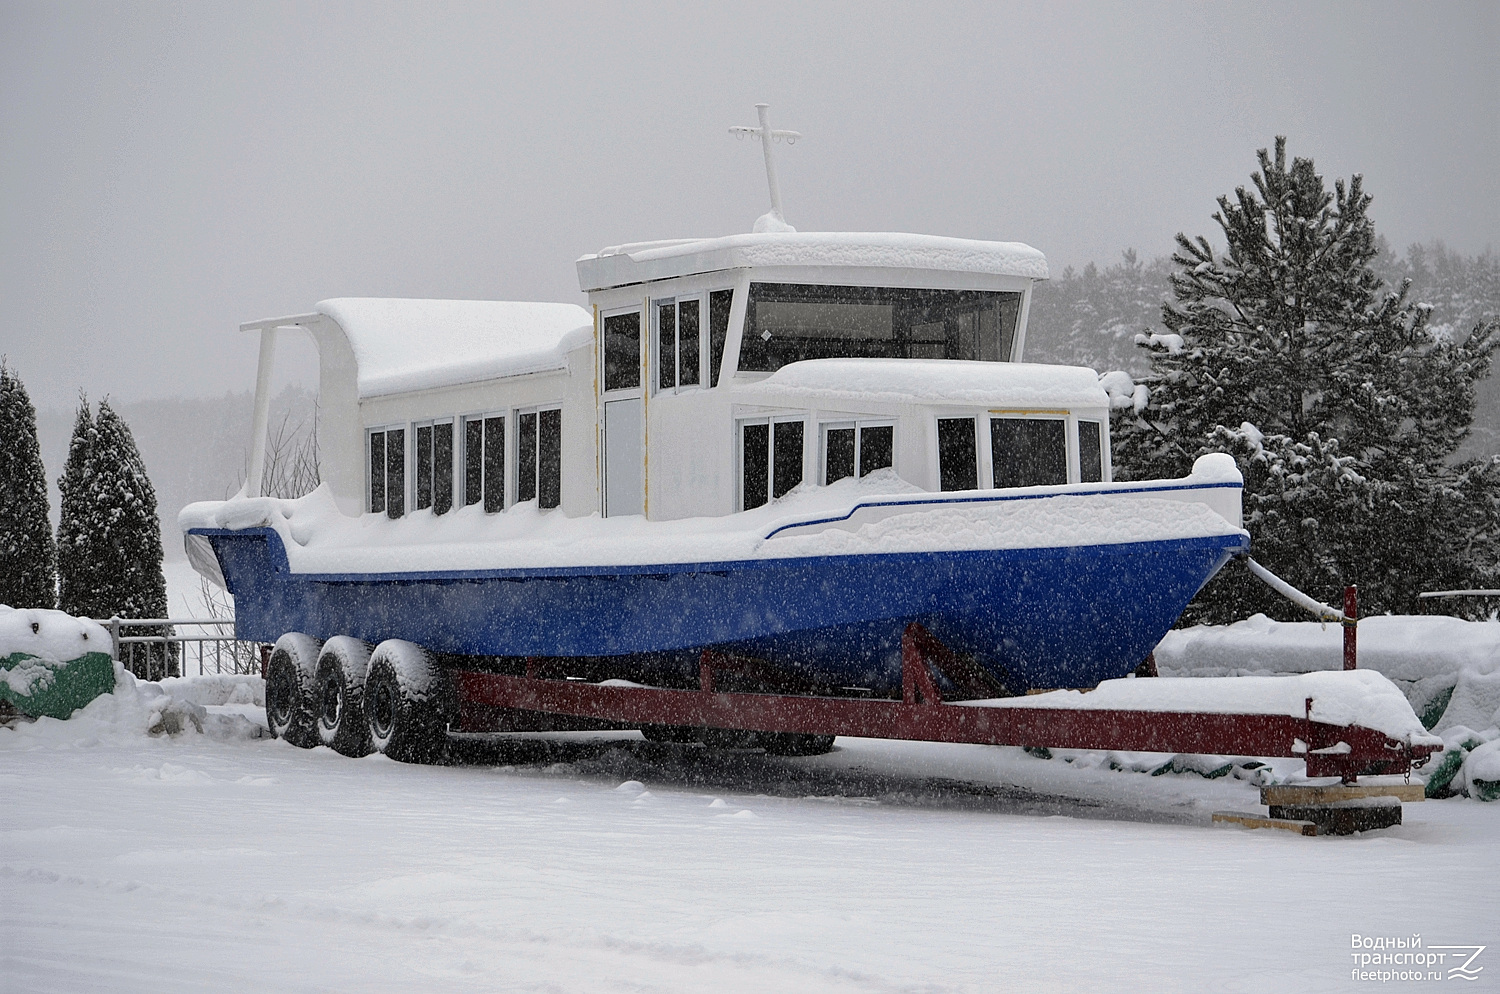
[730,103,801,233]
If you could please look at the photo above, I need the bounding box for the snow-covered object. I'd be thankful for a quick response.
[752,210,795,233]
[964,670,1442,748]
[1134,331,1185,354]
[156,674,264,708]
[1099,370,1148,412]
[180,464,1245,577]
[751,359,1108,409]
[0,605,108,673]
[1460,738,1500,800]
[315,298,594,399]
[1156,613,1500,731]
[1157,614,1500,682]
[577,231,1049,291]
[1,606,114,719]
[0,663,265,743]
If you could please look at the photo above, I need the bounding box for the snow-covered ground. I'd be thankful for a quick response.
[3,671,1496,993]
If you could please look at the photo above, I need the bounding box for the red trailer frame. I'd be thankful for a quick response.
[453,623,1436,783]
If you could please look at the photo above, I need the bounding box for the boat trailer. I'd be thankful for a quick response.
[450,623,1440,835]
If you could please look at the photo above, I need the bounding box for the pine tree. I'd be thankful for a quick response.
[56,397,98,615]
[0,361,57,608]
[1113,138,1500,622]
[57,398,174,671]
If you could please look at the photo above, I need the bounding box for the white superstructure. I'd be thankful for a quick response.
[229,226,1141,538]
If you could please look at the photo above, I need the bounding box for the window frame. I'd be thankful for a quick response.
[601,305,644,395]
[653,293,710,395]
[459,410,509,513]
[737,414,807,510]
[819,419,897,485]
[934,415,982,492]
[366,422,409,518]
[516,404,563,510]
[985,411,1071,490]
[410,417,456,515]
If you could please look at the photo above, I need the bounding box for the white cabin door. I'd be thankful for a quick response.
[604,398,644,516]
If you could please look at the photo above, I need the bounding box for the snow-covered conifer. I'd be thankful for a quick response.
[55,397,97,616]
[0,361,57,608]
[56,399,172,668]
[1113,138,1500,621]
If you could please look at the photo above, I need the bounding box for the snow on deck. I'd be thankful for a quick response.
[751,358,1110,408]
[177,467,1245,576]
[316,298,594,398]
[967,670,1441,747]
[576,231,1048,291]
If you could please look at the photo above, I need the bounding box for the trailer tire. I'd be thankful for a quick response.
[314,637,374,757]
[365,640,453,764]
[756,732,836,757]
[266,633,322,748]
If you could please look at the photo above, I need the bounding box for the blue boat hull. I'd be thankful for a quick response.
[195,526,1245,692]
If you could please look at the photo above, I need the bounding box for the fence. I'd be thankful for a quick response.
[96,617,268,682]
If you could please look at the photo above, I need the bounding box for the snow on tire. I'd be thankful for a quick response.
[314,636,374,757]
[364,640,453,764]
[266,632,322,748]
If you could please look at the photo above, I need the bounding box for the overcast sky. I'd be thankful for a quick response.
[2,1,1496,409]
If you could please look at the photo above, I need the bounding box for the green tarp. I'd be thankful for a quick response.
[1,651,115,720]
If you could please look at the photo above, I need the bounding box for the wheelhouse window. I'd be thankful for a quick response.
[739,284,1021,373]
[741,418,804,510]
[518,407,562,509]
[368,426,405,518]
[604,311,641,392]
[821,422,894,484]
[463,413,506,512]
[656,297,702,392]
[990,417,1067,489]
[413,419,454,515]
[1079,420,1104,484]
[937,417,979,491]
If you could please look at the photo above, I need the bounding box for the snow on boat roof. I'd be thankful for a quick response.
[316,298,594,399]
[750,359,1110,408]
[576,231,1049,292]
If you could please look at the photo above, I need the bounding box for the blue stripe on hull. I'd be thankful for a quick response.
[198,527,1245,692]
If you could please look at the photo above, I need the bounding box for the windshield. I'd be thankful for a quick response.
[738,283,1020,373]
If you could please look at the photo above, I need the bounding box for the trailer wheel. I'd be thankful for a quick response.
[266,633,322,748]
[365,640,453,764]
[314,637,374,757]
[756,732,836,757]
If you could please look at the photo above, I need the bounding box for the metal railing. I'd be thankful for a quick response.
[95,617,268,682]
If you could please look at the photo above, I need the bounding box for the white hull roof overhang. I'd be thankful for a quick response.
[576,231,1050,292]
[247,299,595,400]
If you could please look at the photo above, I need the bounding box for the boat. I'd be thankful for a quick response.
[181,109,1248,708]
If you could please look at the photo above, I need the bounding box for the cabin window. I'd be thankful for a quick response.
[368,426,406,518]
[518,407,562,509]
[655,297,703,392]
[738,284,1021,373]
[741,417,804,510]
[708,289,733,387]
[413,420,454,515]
[1079,420,1104,483]
[990,416,1067,489]
[821,421,895,484]
[463,413,506,512]
[937,417,979,491]
[604,311,641,392]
